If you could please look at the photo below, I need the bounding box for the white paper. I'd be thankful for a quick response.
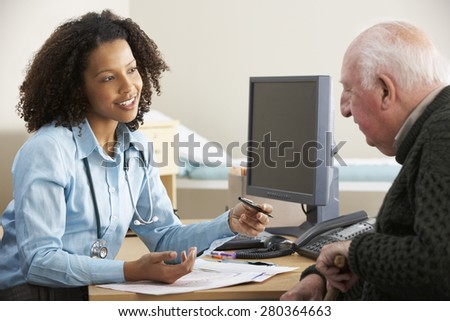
[97,259,298,296]
[195,258,297,282]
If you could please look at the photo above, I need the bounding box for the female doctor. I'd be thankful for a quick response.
[0,10,270,300]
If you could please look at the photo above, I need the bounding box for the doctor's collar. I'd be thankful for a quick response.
[72,120,142,160]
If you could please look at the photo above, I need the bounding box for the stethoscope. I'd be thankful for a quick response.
[83,149,158,259]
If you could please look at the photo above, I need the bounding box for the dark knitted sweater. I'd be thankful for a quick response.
[345,85,450,300]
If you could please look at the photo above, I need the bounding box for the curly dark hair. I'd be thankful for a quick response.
[17,10,169,132]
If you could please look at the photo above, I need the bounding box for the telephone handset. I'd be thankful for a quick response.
[294,210,370,248]
[223,210,374,259]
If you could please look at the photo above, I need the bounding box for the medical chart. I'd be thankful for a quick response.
[97,258,298,296]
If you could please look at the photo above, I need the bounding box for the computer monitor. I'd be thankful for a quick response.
[246,75,339,237]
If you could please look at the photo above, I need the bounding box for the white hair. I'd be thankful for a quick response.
[350,21,450,91]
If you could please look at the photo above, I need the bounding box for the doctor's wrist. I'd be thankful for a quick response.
[227,207,234,229]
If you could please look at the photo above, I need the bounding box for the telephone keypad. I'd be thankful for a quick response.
[297,219,375,259]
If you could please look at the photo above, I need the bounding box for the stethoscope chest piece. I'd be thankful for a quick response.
[91,239,108,259]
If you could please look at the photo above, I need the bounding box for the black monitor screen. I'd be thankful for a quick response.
[249,81,317,195]
[246,75,335,209]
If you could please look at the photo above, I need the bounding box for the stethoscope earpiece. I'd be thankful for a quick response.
[133,216,159,226]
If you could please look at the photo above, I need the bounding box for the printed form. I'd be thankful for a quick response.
[97,259,298,296]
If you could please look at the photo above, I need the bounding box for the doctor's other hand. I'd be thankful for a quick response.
[280,274,326,301]
[228,201,272,236]
[123,247,197,284]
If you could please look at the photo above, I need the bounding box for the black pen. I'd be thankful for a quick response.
[219,259,276,266]
[238,196,274,218]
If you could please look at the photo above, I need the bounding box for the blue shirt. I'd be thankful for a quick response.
[0,120,233,289]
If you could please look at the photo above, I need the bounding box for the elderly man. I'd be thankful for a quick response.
[281,21,450,300]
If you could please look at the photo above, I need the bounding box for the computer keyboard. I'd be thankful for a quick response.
[215,231,273,250]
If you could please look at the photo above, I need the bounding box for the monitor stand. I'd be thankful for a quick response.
[265,166,340,237]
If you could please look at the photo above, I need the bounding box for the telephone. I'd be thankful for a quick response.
[217,210,375,259]
[295,216,376,259]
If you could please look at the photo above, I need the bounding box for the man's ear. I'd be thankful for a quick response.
[379,74,396,110]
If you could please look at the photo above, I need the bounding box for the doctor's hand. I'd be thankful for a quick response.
[228,201,272,236]
[316,241,358,293]
[124,247,197,284]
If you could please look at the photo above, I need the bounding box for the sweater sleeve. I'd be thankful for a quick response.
[347,115,450,300]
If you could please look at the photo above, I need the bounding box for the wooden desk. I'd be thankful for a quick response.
[89,235,314,301]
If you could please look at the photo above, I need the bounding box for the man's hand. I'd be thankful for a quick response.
[316,241,358,293]
[124,247,197,284]
[228,201,272,236]
[280,274,326,300]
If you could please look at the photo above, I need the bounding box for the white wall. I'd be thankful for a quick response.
[130,0,450,160]
[0,0,130,132]
[2,0,450,213]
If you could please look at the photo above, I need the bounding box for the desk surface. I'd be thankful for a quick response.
[89,235,314,301]
[1,220,312,300]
